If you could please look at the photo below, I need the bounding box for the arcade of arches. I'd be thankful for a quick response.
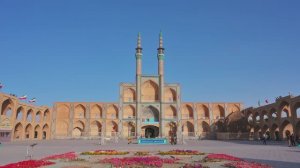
[1,92,243,141]
[238,95,300,140]
[3,36,299,141]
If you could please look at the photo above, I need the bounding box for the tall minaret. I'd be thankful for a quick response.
[157,32,165,137]
[136,32,142,75]
[135,33,142,137]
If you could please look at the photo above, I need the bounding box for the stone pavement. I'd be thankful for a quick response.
[0,139,299,168]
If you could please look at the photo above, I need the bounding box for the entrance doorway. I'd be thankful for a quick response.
[142,126,159,138]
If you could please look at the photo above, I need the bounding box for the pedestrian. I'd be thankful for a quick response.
[291,133,296,146]
[262,133,267,145]
[288,134,292,147]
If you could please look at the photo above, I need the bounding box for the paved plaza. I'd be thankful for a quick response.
[0,139,299,168]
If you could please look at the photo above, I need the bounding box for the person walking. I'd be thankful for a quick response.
[262,133,267,145]
[288,134,292,147]
[291,133,296,146]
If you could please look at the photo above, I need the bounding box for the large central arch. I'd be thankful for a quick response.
[142,106,159,123]
[141,80,159,102]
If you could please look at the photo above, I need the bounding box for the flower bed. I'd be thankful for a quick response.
[158,150,205,155]
[0,160,55,168]
[42,152,77,160]
[224,161,272,168]
[134,151,150,156]
[101,156,178,167]
[204,154,242,162]
[81,150,129,155]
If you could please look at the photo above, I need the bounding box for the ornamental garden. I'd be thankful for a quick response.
[0,149,272,168]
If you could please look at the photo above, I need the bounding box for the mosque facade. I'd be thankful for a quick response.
[0,33,243,141]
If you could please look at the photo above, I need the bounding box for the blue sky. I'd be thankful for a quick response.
[0,0,299,108]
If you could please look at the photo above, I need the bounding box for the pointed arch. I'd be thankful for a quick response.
[107,104,118,119]
[164,88,177,102]
[269,108,277,119]
[182,121,194,136]
[141,80,159,102]
[197,104,209,119]
[42,124,50,139]
[201,121,210,133]
[165,105,176,119]
[90,120,102,136]
[182,104,193,119]
[123,88,136,102]
[72,120,85,137]
[142,105,159,123]
[280,120,293,139]
[91,104,102,119]
[212,104,225,119]
[1,99,14,116]
[74,104,86,119]
[16,106,24,121]
[44,109,50,122]
[35,111,41,123]
[261,110,268,122]
[14,123,23,140]
[26,109,33,122]
[279,101,290,119]
[106,121,118,136]
[254,112,260,123]
[25,124,33,139]
[34,125,42,139]
[123,105,135,119]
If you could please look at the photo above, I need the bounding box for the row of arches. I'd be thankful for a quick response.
[56,103,240,121]
[250,120,300,140]
[14,123,50,140]
[181,104,240,120]
[246,101,300,124]
[54,119,212,138]
[123,85,178,102]
[1,99,51,123]
[56,104,118,119]
[55,120,119,137]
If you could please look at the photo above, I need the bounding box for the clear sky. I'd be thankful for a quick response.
[0,0,299,108]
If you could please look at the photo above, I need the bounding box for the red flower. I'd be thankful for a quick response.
[0,160,55,168]
[206,154,242,161]
[42,152,77,160]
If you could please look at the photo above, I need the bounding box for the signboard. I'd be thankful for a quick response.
[138,138,167,144]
